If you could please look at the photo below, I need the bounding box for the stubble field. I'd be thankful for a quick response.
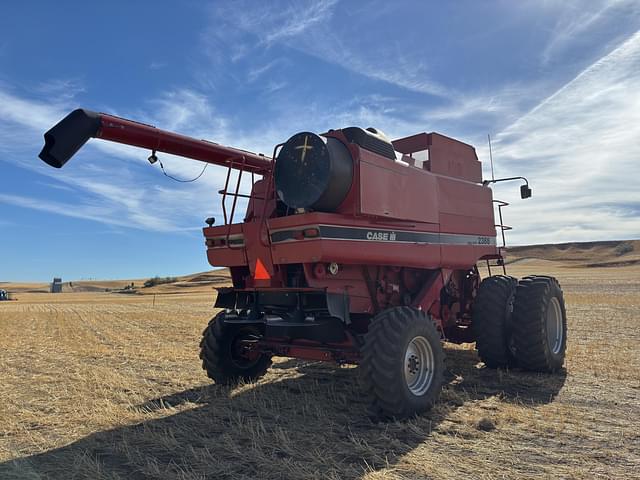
[1,245,639,479]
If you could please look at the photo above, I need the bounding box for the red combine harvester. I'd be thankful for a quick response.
[39,109,567,418]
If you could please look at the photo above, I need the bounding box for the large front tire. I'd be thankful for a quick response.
[361,307,445,419]
[199,311,272,385]
[512,276,567,372]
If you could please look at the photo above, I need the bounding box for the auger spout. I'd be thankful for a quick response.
[38,109,272,174]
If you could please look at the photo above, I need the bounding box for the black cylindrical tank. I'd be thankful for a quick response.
[274,132,353,211]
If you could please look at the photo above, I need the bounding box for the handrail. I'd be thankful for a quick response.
[224,156,248,250]
[493,199,511,249]
[258,143,285,246]
[216,150,274,250]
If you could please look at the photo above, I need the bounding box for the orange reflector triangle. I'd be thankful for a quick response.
[254,258,271,280]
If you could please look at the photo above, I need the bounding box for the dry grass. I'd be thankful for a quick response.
[1,259,639,479]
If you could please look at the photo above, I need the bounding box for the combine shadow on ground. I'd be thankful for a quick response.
[0,348,566,479]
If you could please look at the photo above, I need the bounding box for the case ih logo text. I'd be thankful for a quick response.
[367,231,397,241]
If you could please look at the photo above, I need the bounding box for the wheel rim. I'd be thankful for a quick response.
[404,336,435,396]
[546,297,564,355]
[230,329,261,368]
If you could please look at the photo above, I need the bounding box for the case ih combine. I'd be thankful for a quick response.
[39,109,567,418]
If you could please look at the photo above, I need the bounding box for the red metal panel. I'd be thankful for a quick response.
[302,264,372,313]
[429,133,482,183]
[268,211,421,230]
[258,338,360,364]
[358,150,439,223]
[392,132,482,183]
[206,248,246,267]
[271,239,443,269]
[440,245,495,269]
[428,133,482,183]
[437,177,494,221]
[204,224,248,267]
[391,132,430,154]
[204,224,243,237]
[242,220,277,284]
[439,213,496,236]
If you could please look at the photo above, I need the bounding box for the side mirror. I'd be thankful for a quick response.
[520,184,532,199]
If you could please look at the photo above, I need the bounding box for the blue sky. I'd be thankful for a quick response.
[1,1,639,281]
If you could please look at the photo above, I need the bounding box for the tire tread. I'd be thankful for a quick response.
[472,275,518,368]
[512,275,567,372]
[360,307,445,419]
[200,312,272,384]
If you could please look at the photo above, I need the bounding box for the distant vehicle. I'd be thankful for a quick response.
[0,289,8,301]
[51,278,62,293]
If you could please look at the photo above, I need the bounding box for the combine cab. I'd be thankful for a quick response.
[39,109,567,418]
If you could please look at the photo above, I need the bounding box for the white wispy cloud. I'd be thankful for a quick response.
[246,59,289,83]
[260,0,338,47]
[309,43,452,98]
[540,0,640,65]
[32,78,86,101]
[201,0,338,67]
[0,85,261,232]
[0,87,69,131]
[0,192,126,228]
[203,0,450,98]
[149,61,168,70]
[489,30,640,244]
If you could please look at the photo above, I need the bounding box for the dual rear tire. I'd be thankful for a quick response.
[512,276,567,371]
[473,275,567,372]
[473,275,518,368]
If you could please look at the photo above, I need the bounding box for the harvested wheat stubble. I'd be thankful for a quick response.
[1,260,639,479]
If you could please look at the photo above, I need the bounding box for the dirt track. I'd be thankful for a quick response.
[1,261,639,479]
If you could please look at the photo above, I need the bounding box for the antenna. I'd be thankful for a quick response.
[488,134,495,182]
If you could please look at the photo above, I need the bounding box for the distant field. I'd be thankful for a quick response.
[2,270,231,296]
[505,239,640,268]
[1,242,639,479]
